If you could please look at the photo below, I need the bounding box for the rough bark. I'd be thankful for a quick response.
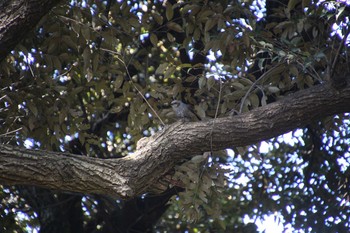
[1,82,349,199]
[0,0,62,62]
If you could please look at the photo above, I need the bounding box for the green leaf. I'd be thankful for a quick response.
[289,65,299,76]
[153,12,163,25]
[81,26,90,40]
[249,93,260,108]
[92,53,99,72]
[191,155,206,163]
[28,102,38,117]
[83,46,91,70]
[207,76,215,91]
[198,76,206,89]
[267,86,280,93]
[302,0,311,9]
[164,65,176,79]
[231,82,245,90]
[204,17,217,32]
[193,28,201,40]
[150,33,158,46]
[155,63,169,74]
[141,114,149,125]
[166,3,173,20]
[167,22,184,33]
[287,0,300,13]
[239,78,253,85]
[114,76,124,89]
[129,17,140,28]
[52,56,61,71]
[167,32,175,42]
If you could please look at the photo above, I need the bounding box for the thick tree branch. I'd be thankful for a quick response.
[0,0,61,62]
[1,82,350,199]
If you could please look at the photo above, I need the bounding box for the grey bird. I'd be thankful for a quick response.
[171,100,200,122]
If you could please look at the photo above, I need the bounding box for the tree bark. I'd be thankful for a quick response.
[1,82,349,199]
[0,0,61,62]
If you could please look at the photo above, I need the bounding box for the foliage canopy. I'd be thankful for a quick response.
[0,0,350,232]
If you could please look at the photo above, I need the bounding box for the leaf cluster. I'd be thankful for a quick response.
[0,0,350,232]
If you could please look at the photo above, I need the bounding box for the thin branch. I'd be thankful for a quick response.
[330,29,350,78]
[100,48,165,126]
[0,127,22,137]
[239,63,284,113]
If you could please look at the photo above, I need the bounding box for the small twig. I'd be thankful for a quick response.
[330,28,350,78]
[307,62,323,83]
[239,76,263,113]
[239,64,283,113]
[0,127,23,137]
[100,48,165,126]
[56,63,76,79]
[210,76,223,153]
[193,76,224,204]
[25,57,35,78]
[213,77,222,120]
[0,95,8,102]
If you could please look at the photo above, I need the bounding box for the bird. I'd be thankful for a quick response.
[170,100,201,122]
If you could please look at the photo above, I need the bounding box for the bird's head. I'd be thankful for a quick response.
[171,100,181,108]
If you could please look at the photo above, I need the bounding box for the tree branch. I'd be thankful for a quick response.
[0,0,61,62]
[1,82,350,199]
